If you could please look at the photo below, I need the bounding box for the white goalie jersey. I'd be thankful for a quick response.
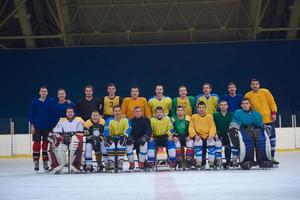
[53,117,85,133]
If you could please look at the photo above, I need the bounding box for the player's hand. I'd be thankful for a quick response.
[173,136,179,142]
[195,135,201,141]
[186,136,192,142]
[271,114,277,122]
[167,136,173,141]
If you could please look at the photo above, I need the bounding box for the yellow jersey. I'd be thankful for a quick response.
[121,97,151,119]
[148,96,172,116]
[104,117,131,137]
[244,88,277,123]
[100,96,122,117]
[189,114,216,139]
[195,94,219,114]
[150,116,174,137]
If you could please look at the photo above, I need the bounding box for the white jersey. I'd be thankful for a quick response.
[53,117,84,133]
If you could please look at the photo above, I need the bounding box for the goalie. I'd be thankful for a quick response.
[228,98,272,170]
[48,107,85,174]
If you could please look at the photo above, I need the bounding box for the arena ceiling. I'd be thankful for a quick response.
[0,0,299,48]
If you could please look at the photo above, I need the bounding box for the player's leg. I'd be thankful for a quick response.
[228,128,240,167]
[41,130,50,171]
[239,128,255,170]
[106,140,116,171]
[147,138,156,170]
[185,139,194,169]
[201,139,207,167]
[138,141,148,170]
[92,138,105,172]
[207,137,216,169]
[100,140,109,170]
[215,137,223,169]
[69,133,84,173]
[194,138,203,169]
[174,136,183,168]
[116,138,127,171]
[221,136,231,169]
[165,137,176,169]
[84,141,94,172]
[265,123,279,164]
[48,133,67,174]
[32,129,42,171]
[126,137,135,170]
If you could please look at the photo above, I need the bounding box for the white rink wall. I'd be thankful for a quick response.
[0,127,300,157]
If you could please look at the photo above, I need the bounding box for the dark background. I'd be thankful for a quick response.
[1,40,299,119]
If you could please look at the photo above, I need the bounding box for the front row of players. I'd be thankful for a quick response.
[46,98,273,173]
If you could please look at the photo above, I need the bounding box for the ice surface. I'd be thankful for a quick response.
[0,152,299,200]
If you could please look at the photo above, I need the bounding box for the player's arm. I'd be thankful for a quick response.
[121,98,128,117]
[124,119,132,137]
[188,117,197,139]
[144,99,152,118]
[166,117,174,138]
[145,118,152,138]
[265,90,278,115]
[171,98,177,118]
[208,115,217,138]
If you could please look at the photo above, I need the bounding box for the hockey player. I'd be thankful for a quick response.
[171,85,195,117]
[51,88,75,128]
[29,86,55,171]
[213,100,233,169]
[76,85,101,121]
[121,86,151,119]
[220,82,243,112]
[187,101,220,170]
[104,105,132,172]
[172,105,190,170]
[195,83,219,115]
[83,110,107,172]
[228,98,272,170]
[99,83,123,120]
[148,84,172,116]
[48,107,85,174]
[147,106,176,170]
[244,79,279,164]
[127,106,152,171]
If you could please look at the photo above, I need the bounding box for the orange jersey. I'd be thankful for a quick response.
[121,97,151,119]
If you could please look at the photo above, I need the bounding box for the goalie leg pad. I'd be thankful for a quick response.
[265,123,276,158]
[254,128,272,163]
[239,129,254,163]
[70,133,84,170]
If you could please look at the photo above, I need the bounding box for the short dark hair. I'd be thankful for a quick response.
[176,105,184,110]
[197,101,206,107]
[57,88,65,92]
[66,107,74,111]
[91,110,99,114]
[39,86,47,90]
[113,105,121,110]
[134,106,141,111]
[131,86,139,90]
[107,83,116,88]
[228,82,236,87]
[250,79,259,84]
[219,100,228,104]
[203,82,212,89]
[241,98,250,103]
[178,85,186,90]
[155,106,164,112]
[156,84,164,88]
[85,84,94,91]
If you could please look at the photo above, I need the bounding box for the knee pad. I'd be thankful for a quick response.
[186,140,194,159]
[207,138,216,162]
[166,140,176,161]
[139,142,148,154]
[194,139,203,161]
[147,140,156,162]
[174,140,181,149]
[239,129,255,163]
[215,138,222,160]
[85,143,93,165]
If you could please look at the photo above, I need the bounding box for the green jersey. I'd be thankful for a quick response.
[173,115,190,136]
[213,111,233,137]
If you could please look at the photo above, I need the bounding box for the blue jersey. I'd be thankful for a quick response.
[51,101,75,128]
[221,94,243,112]
[29,97,55,130]
[230,109,263,129]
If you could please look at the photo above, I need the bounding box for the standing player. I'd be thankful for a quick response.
[173,106,190,170]
[244,79,279,164]
[99,83,123,120]
[121,86,151,119]
[148,84,172,116]
[51,88,75,128]
[29,86,55,171]
[228,98,272,169]
[187,101,220,170]
[195,83,219,115]
[147,107,176,170]
[221,82,243,112]
[104,105,132,172]
[49,107,85,173]
[171,85,195,117]
[76,85,101,121]
[84,111,107,172]
[213,100,233,169]
[127,106,152,170]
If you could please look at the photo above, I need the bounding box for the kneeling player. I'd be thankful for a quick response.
[48,107,85,173]
[128,106,152,171]
[186,101,221,170]
[228,98,272,169]
[173,106,190,170]
[147,106,176,170]
[84,110,107,172]
[104,105,132,172]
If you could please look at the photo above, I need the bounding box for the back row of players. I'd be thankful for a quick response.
[29,79,278,173]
